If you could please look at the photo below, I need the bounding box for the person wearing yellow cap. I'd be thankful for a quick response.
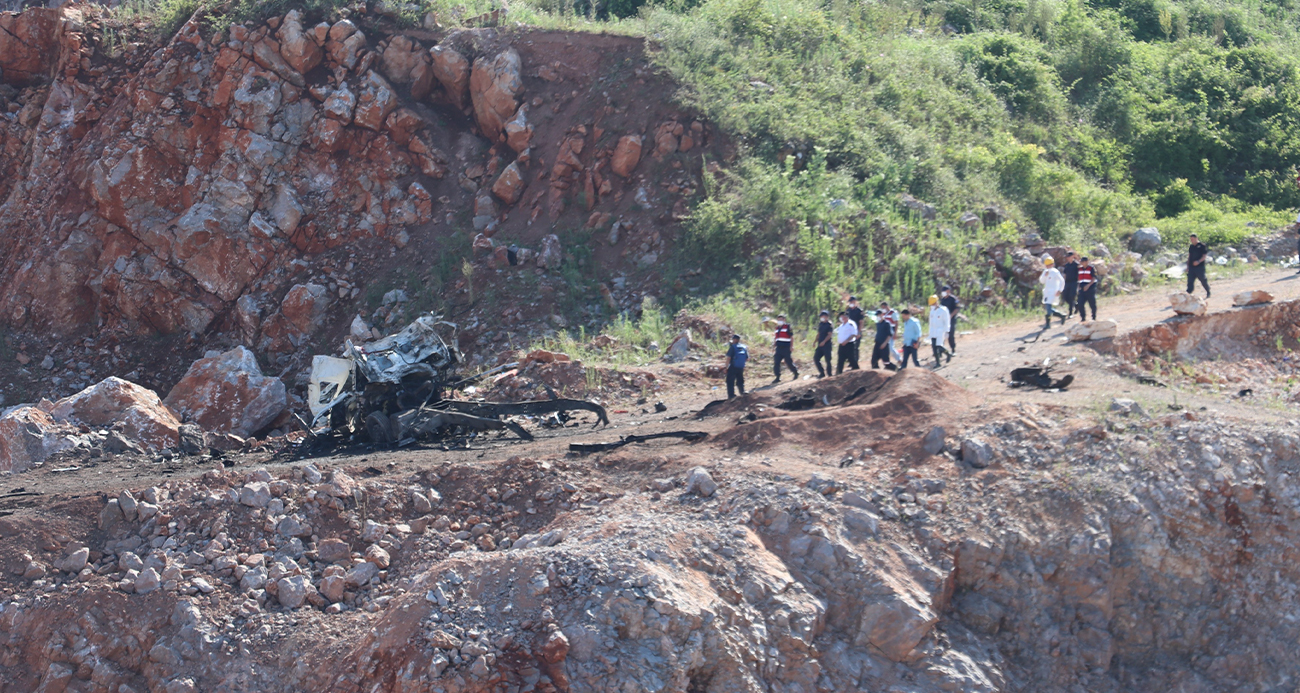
[1039,255,1067,329]
[927,295,952,367]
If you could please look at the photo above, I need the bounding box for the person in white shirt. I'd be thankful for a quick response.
[835,312,860,374]
[928,295,952,367]
[1039,255,1067,329]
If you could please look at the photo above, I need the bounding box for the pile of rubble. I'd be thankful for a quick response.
[0,346,285,473]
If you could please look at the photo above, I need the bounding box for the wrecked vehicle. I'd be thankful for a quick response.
[306,313,608,444]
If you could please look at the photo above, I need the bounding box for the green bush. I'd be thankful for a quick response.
[1154,178,1197,217]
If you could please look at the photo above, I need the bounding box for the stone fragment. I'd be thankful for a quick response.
[1130,227,1161,254]
[469,49,522,141]
[1233,290,1273,306]
[0,406,78,473]
[1170,292,1208,316]
[429,45,470,108]
[277,10,323,75]
[686,467,717,497]
[354,70,399,131]
[240,482,272,508]
[1065,319,1118,341]
[961,438,994,469]
[136,567,161,594]
[491,161,525,205]
[922,426,945,456]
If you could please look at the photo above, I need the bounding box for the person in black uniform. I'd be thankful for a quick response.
[845,296,865,365]
[1186,234,1210,298]
[939,286,961,354]
[869,310,896,370]
[772,314,798,383]
[1059,253,1079,320]
[813,310,834,377]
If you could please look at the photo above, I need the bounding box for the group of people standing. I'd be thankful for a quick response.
[722,290,962,398]
[1038,252,1100,328]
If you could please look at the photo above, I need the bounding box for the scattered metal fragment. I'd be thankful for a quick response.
[569,431,709,454]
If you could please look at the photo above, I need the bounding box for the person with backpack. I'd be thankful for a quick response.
[899,309,922,369]
[1186,234,1211,298]
[939,286,961,354]
[835,312,860,374]
[1039,256,1067,328]
[928,296,952,366]
[724,334,748,399]
[771,314,799,383]
[813,310,834,377]
[1075,256,1098,322]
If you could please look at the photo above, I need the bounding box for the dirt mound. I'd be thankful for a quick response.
[712,368,974,455]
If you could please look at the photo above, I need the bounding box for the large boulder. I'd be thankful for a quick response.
[0,407,79,473]
[429,45,470,108]
[1170,292,1208,316]
[50,378,181,451]
[353,70,398,131]
[380,35,425,84]
[536,233,562,270]
[1130,227,1161,254]
[1233,290,1274,307]
[1008,248,1045,289]
[469,49,522,142]
[259,283,331,353]
[1065,319,1118,341]
[611,135,642,178]
[164,346,288,439]
[491,161,525,205]
[0,8,62,87]
[276,10,323,76]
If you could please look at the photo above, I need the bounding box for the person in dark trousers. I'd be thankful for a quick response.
[899,309,922,368]
[1059,253,1079,319]
[845,296,865,365]
[771,314,798,383]
[835,312,859,374]
[939,286,961,354]
[813,310,834,377]
[1187,234,1211,298]
[870,307,896,370]
[928,295,952,366]
[724,334,748,399]
[1075,256,1098,321]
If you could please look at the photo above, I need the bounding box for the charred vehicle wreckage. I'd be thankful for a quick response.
[304,314,608,446]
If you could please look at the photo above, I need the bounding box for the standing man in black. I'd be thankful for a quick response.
[1186,234,1211,298]
[846,297,865,366]
[772,314,799,383]
[939,286,961,355]
[813,310,834,377]
[1075,257,1098,321]
[835,312,859,374]
[870,309,896,370]
[1059,254,1079,320]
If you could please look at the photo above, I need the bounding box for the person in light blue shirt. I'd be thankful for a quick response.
[899,309,922,369]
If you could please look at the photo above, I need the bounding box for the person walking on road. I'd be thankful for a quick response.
[870,306,897,371]
[1186,234,1211,298]
[939,286,961,355]
[1039,256,1067,328]
[813,310,834,378]
[928,295,952,367]
[724,334,748,399]
[878,301,900,362]
[1060,253,1079,320]
[846,296,865,366]
[835,312,860,374]
[771,314,799,383]
[1075,256,1098,322]
[899,309,922,369]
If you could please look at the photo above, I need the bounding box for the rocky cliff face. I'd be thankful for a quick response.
[0,4,715,399]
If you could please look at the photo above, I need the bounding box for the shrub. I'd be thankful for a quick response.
[1154,178,1196,217]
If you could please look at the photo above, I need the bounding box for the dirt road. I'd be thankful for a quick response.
[935,266,1300,417]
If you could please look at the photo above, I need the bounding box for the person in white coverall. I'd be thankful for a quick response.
[1039,256,1067,329]
[927,295,952,367]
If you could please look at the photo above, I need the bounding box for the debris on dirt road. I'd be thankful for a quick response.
[568,431,707,454]
[1009,360,1075,390]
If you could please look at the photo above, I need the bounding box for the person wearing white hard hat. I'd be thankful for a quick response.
[927,295,952,367]
[1039,255,1067,329]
